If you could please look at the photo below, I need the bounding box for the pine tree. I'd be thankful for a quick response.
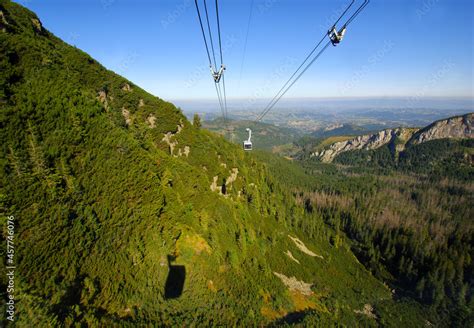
[193,113,201,128]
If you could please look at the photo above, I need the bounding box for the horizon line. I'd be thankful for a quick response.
[168,95,474,102]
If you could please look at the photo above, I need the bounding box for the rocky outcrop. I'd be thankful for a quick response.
[162,132,177,155]
[97,90,109,111]
[31,18,42,32]
[226,168,239,185]
[409,113,473,145]
[288,235,323,259]
[273,272,313,296]
[161,121,186,156]
[210,176,220,193]
[146,115,156,128]
[354,304,377,319]
[121,83,132,92]
[285,250,300,264]
[314,128,414,163]
[183,146,190,157]
[210,168,239,195]
[122,108,131,126]
[314,113,473,163]
[1,10,8,32]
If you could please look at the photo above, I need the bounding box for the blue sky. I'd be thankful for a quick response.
[17,0,474,103]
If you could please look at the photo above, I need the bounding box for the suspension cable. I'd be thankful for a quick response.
[255,0,369,122]
[222,74,228,120]
[194,0,212,66]
[214,82,225,116]
[215,0,228,121]
[345,0,369,27]
[194,0,226,121]
[215,0,224,65]
[256,34,327,121]
[203,0,218,69]
[334,0,355,27]
[257,41,331,122]
[238,0,255,89]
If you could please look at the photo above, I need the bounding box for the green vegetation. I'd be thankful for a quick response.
[253,151,474,325]
[284,133,474,325]
[272,135,353,160]
[203,118,302,151]
[192,113,201,129]
[333,139,474,181]
[313,136,354,152]
[298,160,473,325]
[311,123,370,138]
[0,1,471,326]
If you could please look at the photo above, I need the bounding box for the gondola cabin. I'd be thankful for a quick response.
[243,140,252,151]
[243,128,252,151]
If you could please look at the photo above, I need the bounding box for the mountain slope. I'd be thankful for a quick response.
[314,128,417,162]
[409,113,473,145]
[311,123,372,138]
[0,1,434,326]
[314,113,473,163]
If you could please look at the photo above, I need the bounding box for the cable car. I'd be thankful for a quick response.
[328,25,346,46]
[243,128,252,151]
[210,64,226,83]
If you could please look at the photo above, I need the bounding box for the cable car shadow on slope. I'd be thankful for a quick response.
[269,309,315,326]
[164,255,186,299]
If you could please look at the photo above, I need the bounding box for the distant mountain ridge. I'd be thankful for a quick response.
[313,113,473,162]
[409,112,473,144]
[311,123,372,138]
